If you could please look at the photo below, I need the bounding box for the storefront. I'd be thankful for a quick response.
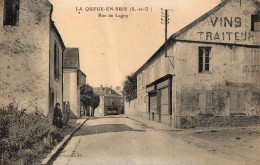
[146,74,173,125]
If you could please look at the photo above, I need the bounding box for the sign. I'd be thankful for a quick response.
[197,16,252,42]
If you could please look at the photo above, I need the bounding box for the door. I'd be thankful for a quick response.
[160,87,169,115]
[149,92,157,120]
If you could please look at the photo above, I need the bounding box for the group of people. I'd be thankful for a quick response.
[53,102,70,128]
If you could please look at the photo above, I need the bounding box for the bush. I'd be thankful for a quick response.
[0,105,64,165]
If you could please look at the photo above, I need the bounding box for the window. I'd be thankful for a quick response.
[199,91,213,114]
[244,49,260,72]
[230,90,245,115]
[3,0,20,26]
[251,14,260,31]
[77,71,80,86]
[54,43,59,79]
[199,47,211,73]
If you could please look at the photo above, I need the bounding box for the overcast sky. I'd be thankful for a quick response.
[49,0,220,88]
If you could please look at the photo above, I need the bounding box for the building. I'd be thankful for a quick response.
[130,0,260,128]
[0,0,65,116]
[63,48,86,118]
[94,86,123,116]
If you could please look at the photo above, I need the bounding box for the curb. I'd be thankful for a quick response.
[127,116,181,131]
[41,117,89,165]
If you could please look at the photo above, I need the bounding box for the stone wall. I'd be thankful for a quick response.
[0,0,52,115]
[174,42,260,120]
[49,25,64,115]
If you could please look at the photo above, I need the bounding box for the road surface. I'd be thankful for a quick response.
[53,117,239,165]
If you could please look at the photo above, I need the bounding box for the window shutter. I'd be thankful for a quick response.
[206,92,213,111]
[230,91,238,111]
[199,91,206,113]
[199,48,203,72]
[237,91,245,110]
[230,90,245,114]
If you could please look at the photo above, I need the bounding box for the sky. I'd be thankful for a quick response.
[49,0,220,88]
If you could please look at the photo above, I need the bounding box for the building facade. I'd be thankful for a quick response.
[132,0,260,128]
[94,86,123,116]
[63,48,86,118]
[0,0,65,116]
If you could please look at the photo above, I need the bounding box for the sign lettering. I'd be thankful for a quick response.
[197,16,251,41]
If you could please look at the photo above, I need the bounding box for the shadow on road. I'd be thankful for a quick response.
[74,124,145,136]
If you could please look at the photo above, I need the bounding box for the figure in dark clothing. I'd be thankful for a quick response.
[90,107,95,117]
[53,103,63,128]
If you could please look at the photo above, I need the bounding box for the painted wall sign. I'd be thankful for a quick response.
[197,16,252,42]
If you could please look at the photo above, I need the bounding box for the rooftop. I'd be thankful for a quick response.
[93,87,121,97]
[63,48,80,69]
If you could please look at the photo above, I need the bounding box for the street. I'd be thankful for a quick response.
[52,117,245,165]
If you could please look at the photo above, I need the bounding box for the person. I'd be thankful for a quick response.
[90,106,95,117]
[53,103,63,128]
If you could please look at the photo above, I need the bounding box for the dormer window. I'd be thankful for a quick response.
[3,0,20,26]
[251,13,260,31]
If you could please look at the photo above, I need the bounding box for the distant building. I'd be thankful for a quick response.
[0,0,65,116]
[63,48,86,118]
[128,0,260,128]
[94,86,123,116]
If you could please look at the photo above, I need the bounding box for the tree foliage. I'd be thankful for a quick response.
[91,93,100,110]
[80,84,100,109]
[122,73,137,102]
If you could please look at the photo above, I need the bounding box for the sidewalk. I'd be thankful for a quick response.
[127,115,260,133]
[127,115,177,131]
[41,117,89,165]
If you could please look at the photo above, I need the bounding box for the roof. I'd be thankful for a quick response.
[135,0,260,75]
[51,21,66,49]
[79,70,86,77]
[172,0,259,39]
[63,48,80,69]
[93,87,121,97]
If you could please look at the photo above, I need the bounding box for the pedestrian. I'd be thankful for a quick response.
[53,103,63,128]
[90,106,95,117]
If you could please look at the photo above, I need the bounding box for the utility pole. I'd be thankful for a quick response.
[161,8,174,68]
[161,9,169,57]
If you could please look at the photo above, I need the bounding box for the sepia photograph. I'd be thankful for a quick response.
[0,0,259,164]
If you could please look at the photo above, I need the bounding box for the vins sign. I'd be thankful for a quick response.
[197,16,252,42]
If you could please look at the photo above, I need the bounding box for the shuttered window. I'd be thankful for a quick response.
[199,91,213,114]
[54,43,60,79]
[230,90,245,114]
[160,88,169,115]
[251,49,260,71]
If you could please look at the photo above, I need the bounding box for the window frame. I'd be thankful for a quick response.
[54,42,60,80]
[198,47,212,73]
[3,0,20,26]
[251,14,260,32]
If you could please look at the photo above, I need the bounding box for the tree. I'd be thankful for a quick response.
[122,73,137,102]
[80,84,100,116]
[80,84,93,108]
[91,93,100,110]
